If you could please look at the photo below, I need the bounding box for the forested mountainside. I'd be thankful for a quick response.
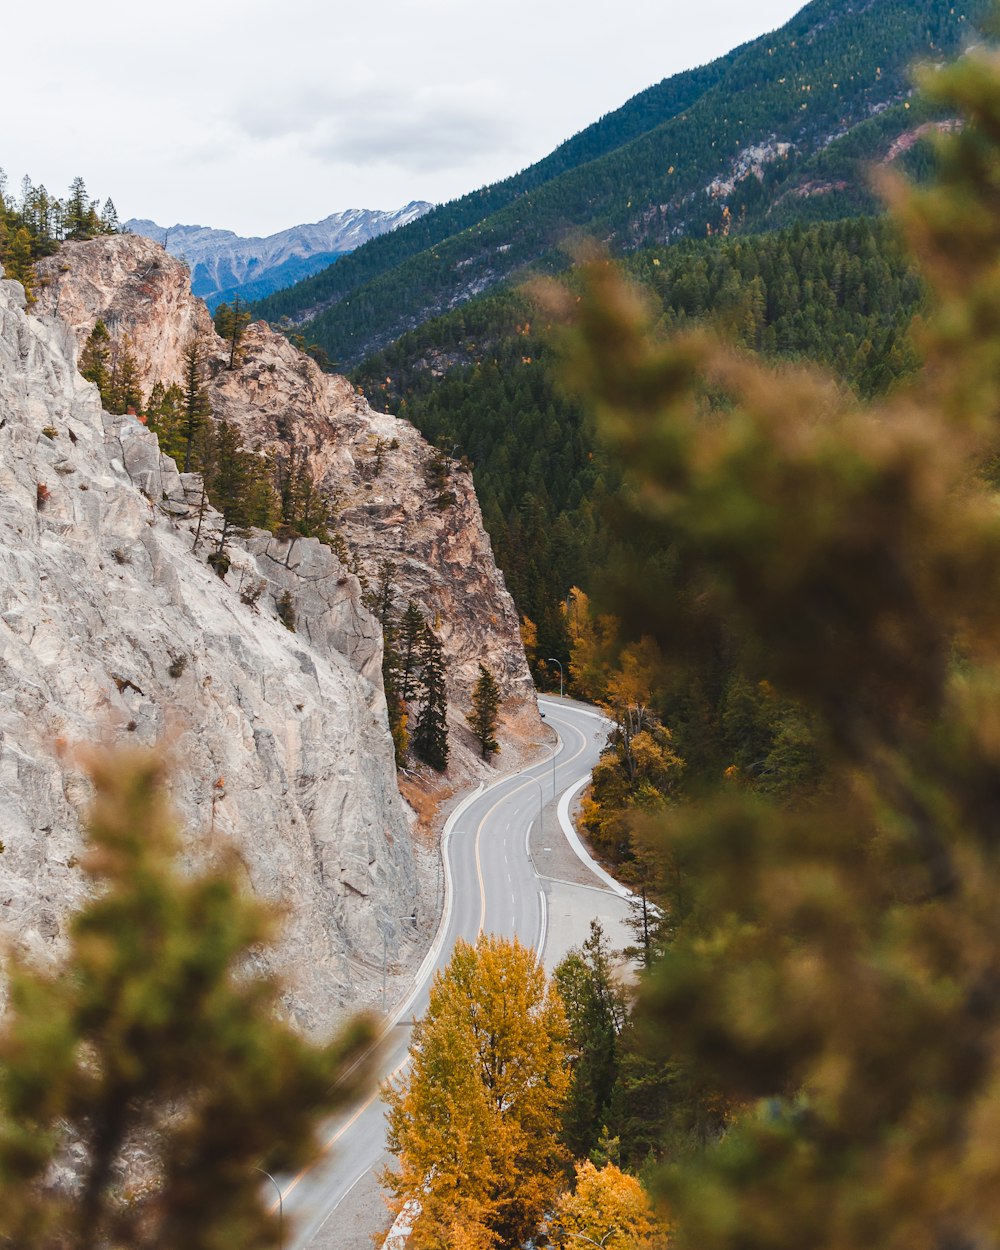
[354,215,924,666]
[258,0,986,366]
[250,53,734,331]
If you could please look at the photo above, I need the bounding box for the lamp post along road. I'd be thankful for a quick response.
[525,775,544,832]
[547,658,564,700]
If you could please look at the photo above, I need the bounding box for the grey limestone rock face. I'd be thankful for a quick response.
[0,266,417,1035]
[34,235,541,787]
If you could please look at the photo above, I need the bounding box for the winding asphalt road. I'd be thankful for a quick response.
[278,697,628,1250]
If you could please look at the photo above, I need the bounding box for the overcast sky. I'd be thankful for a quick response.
[5,0,807,237]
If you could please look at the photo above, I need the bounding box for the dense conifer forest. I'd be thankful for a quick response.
[256,0,985,366]
[355,215,925,672]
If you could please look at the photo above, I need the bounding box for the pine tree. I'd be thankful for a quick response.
[64,175,91,240]
[364,559,397,627]
[79,320,113,406]
[214,296,252,369]
[146,380,186,463]
[553,920,627,1159]
[100,197,119,234]
[412,623,448,772]
[381,607,408,768]
[400,601,425,701]
[108,335,142,414]
[0,748,373,1250]
[202,420,278,564]
[467,663,501,759]
[180,338,211,472]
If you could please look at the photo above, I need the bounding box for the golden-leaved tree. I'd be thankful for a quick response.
[551,1160,664,1250]
[543,28,1000,1250]
[383,935,570,1250]
[0,749,373,1250]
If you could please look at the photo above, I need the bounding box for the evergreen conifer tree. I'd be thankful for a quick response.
[0,748,373,1250]
[108,336,142,415]
[202,421,278,564]
[399,601,425,701]
[467,663,501,759]
[381,609,409,767]
[413,623,448,772]
[214,296,252,369]
[79,320,113,407]
[180,338,211,472]
[145,380,187,464]
[100,197,119,234]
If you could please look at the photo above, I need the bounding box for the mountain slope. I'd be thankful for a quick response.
[352,215,925,665]
[259,0,986,367]
[250,51,741,329]
[32,234,540,785]
[126,202,431,309]
[0,262,418,1034]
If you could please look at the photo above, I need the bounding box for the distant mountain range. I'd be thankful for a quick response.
[125,203,432,310]
[251,0,988,367]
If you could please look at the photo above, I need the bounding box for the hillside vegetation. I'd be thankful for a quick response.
[354,215,925,666]
[259,0,985,366]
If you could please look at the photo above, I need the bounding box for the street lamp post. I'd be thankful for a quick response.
[255,1167,283,1249]
[524,775,544,833]
[547,657,564,700]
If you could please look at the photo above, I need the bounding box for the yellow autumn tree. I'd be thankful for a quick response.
[564,587,619,702]
[551,1160,665,1250]
[382,935,570,1250]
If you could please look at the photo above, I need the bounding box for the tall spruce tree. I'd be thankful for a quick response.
[79,320,112,408]
[180,338,211,472]
[202,420,278,564]
[400,601,425,701]
[214,296,252,370]
[145,380,186,464]
[413,622,448,772]
[108,336,142,415]
[553,920,627,1159]
[467,663,501,759]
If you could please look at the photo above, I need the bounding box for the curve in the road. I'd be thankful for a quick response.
[279,698,614,1249]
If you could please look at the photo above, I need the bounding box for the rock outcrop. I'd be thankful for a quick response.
[35,236,540,786]
[0,265,418,1035]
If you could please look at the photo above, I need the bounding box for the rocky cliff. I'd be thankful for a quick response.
[0,264,419,1035]
[34,235,540,788]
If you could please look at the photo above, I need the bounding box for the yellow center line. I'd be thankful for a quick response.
[271,706,592,1214]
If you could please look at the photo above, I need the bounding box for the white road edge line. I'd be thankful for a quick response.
[556,775,632,900]
[538,697,608,723]
[535,889,547,967]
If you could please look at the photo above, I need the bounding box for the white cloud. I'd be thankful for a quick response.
[3,0,810,234]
